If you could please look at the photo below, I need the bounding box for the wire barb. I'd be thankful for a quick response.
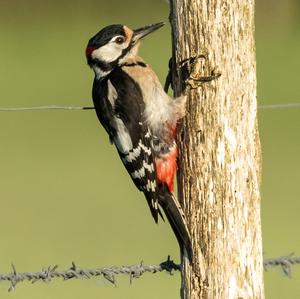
[263,253,300,277]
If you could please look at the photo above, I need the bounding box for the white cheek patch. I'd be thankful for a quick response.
[92,43,122,63]
[91,38,130,63]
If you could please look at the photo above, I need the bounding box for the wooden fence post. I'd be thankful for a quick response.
[169,0,265,298]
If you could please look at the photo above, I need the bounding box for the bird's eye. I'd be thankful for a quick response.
[115,36,125,44]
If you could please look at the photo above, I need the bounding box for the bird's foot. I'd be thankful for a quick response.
[164,55,221,93]
[185,55,221,89]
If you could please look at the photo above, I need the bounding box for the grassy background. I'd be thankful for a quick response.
[0,0,299,298]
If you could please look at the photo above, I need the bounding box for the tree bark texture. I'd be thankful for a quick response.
[169,0,264,298]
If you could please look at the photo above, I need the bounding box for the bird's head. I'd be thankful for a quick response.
[85,22,164,77]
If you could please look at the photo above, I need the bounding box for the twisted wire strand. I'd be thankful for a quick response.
[258,103,300,110]
[0,102,299,112]
[0,255,299,291]
[0,105,94,111]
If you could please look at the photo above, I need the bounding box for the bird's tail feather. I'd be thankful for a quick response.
[159,189,193,261]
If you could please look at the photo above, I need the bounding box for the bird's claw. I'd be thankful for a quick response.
[185,55,221,89]
[164,55,221,92]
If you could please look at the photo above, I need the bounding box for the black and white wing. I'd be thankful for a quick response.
[92,67,162,222]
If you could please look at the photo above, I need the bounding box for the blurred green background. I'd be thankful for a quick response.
[0,0,299,298]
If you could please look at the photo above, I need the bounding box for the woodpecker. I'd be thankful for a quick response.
[85,22,192,259]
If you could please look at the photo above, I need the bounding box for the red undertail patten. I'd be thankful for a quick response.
[85,22,192,260]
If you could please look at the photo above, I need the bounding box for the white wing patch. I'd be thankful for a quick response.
[107,80,118,106]
[113,117,133,154]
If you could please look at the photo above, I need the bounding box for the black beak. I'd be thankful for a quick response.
[132,22,165,44]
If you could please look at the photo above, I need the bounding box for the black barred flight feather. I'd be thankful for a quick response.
[118,130,164,223]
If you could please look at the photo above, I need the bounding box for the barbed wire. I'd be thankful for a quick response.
[0,254,299,291]
[0,256,179,292]
[0,102,299,112]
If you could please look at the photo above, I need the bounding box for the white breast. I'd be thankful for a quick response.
[143,83,173,133]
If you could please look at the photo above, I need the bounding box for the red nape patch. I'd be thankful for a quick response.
[155,146,178,192]
[85,46,95,57]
